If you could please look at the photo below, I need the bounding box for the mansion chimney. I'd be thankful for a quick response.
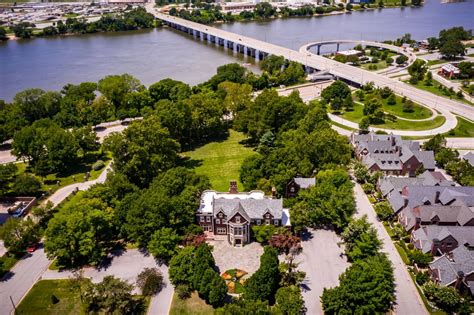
[229,180,238,194]
[271,187,277,198]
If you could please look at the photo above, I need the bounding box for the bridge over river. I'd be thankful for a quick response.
[148,8,474,122]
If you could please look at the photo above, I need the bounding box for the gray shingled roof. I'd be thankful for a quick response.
[412,205,474,226]
[412,226,474,253]
[463,152,474,167]
[213,198,283,220]
[429,246,474,286]
[388,192,406,213]
[294,177,316,189]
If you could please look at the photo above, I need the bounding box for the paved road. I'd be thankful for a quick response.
[0,246,51,314]
[298,229,349,315]
[353,183,427,315]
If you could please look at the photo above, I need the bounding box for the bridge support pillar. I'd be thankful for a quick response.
[317,45,321,55]
[223,39,227,49]
[243,46,248,56]
[336,43,340,52]
[255,49,260,61]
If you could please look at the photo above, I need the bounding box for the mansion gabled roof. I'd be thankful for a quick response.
[214,198,283,220]
[430,246,474,286]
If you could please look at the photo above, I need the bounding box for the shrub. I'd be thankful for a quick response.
[136,268,164,296]
[92,160,105,171]
[415,271,430,286]
[374,202,393,221]
[176,284,192,300]
[362,183,375,194]
[386,57,394,64]
[51,294,59,304]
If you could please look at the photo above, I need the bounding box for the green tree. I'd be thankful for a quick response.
[374,201,393,221]
[148,227,182,262]
[439,39,465,60]
[341,216,382,261]
[12,174,42,196]
[423,134,447,154]
[408,59,427,83]
[435,148,459,168]
[321,81,352,108]
[98,74,143,111]
[275,285,305,315]
[12,119,79,175]
[149,78,191,102]
[136,268,164,296]
[0,217,39,254]
[122,167,209,246]
[206,63,248,89]
[261,55,286,74]
[82,276,143,314]
[321,255,395,314]
[72,126,99,155]
[0,163,18,196]
[12,22,34,39]
[423,283,464,313]
[291,168,355,231]
[395,55,408,65]
[251,225,277,243]
[244,246,281,303]
[44,198,114,267]
[105,116,180,187]
[386,93,396,105]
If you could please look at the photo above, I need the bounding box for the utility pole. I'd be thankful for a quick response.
[10,296,17,314]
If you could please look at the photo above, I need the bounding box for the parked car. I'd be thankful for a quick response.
[27,243,38,253]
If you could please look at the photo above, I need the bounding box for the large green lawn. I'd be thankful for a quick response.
[16,280,84,315]
[406,80,474,106]
[169,292,214,315]
[339,102,446,130]
[183,130,255,192]
[444,117,474,138]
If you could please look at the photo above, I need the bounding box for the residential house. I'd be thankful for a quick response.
[285,177,315,198]
[429,246,474,297]
[439,63,460,79]
[411,225,474,255]
[351,131,435,176]
[387,185,474,215]
[399,204,474,232]
[196,181,290,247]
[378,170,454,198]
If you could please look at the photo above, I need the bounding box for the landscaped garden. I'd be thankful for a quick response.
[443,116,474,138]
[183,130,255,191]
[221,269,248,294]
[406,79,474,106]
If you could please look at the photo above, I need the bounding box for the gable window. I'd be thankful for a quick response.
[290,187,295,192]
[235,216,241,223]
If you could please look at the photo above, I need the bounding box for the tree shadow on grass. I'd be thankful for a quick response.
[181,156,204,170]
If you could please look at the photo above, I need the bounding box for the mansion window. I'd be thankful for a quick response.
[257,219,261,225]
[290,187,295,192]
[235,216,241,223]
[216,219,220,224]
[217,227,226,234]
[200,216,204,223]
[203,225,212,232]
[274,219,279,226]
[265,219,270,225]
[234,227,243,235]
[206,216,211,223]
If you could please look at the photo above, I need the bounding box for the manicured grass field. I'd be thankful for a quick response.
[16,280,83,315]
[169,292,214,315]
[444,117,474,138]
[183,130,256,192]
[339,102,445,130]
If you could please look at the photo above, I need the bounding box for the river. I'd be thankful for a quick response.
[0,0,473,101]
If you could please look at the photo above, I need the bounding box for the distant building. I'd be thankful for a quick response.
[336,49,363,57]
[285,177,315,198]
[196,181,290,247]
[439,63,460,79]
[220,2,257,13]
[429,246,474,297]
